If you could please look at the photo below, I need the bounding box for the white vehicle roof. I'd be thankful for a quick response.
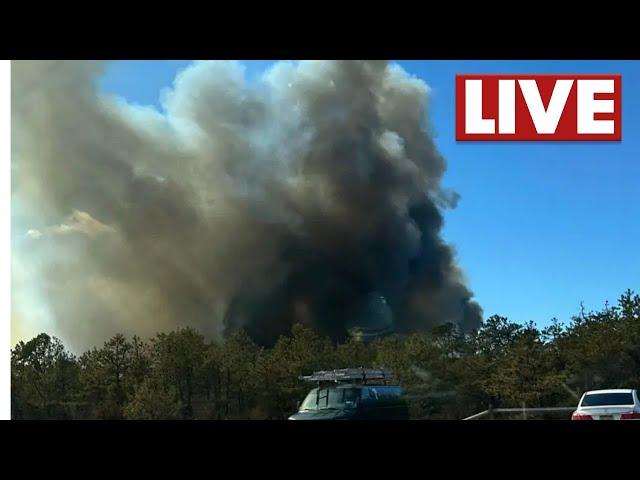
[583,389,636,394]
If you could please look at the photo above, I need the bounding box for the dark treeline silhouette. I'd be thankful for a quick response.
[11,289,640,420]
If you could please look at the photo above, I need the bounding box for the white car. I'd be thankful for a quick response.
[571,389,640,420]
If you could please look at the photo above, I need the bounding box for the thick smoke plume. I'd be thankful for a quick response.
[12,60,482,351]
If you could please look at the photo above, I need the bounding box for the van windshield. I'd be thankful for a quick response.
[300,387,360,411]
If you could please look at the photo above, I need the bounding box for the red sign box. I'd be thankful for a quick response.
[456,74,621,141]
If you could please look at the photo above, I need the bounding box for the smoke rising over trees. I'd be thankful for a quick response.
[12,60,481,350]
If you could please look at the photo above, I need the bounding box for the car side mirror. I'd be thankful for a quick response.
[296,401,301,410]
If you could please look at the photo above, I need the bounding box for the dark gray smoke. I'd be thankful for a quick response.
[12,60,482,351]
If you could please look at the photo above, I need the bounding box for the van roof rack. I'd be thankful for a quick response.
[299,368,393,385]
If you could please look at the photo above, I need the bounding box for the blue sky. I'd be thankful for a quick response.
[99,60,640,328]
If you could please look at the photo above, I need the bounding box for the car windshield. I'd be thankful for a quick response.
[581,392,634,406]
[299,387,360,411]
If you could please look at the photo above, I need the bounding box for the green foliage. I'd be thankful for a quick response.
[11,289,640,419]
[252,325,335,419]
[78,334,136,419]
[151,327,207,419]
[11,333,79,419]
[124,378,180,420]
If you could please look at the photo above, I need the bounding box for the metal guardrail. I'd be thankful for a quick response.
[463,406,575,420]
[464,409,491,420]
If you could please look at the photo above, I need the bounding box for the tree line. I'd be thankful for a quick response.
[11,289,640,420]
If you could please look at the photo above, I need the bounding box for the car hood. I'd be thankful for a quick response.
[288,409,355,420]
